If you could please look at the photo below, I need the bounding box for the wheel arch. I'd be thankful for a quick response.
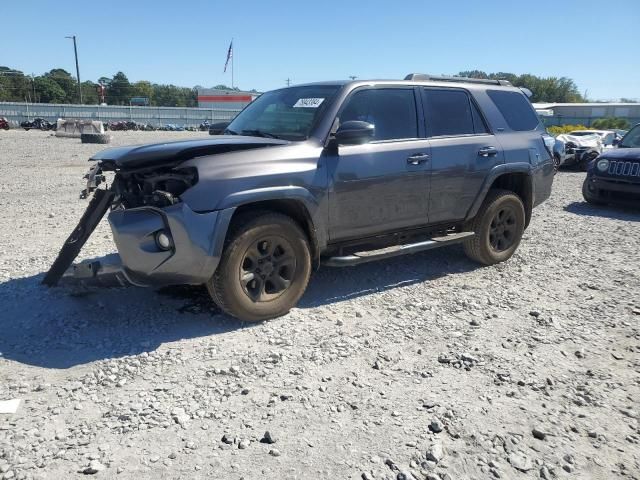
[215,187,323,266]
[466,164,534,228]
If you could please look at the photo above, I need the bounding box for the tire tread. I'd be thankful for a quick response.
[207,210,311,321]
[463,189,524,265]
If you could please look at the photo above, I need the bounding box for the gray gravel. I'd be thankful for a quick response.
[1,129,639,479]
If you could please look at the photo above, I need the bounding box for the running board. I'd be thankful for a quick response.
[322,231,474,267]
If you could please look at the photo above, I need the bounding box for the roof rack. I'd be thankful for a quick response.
[404,73,512,87]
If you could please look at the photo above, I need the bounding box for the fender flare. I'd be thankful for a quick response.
[211,186,324,260]
[465,163,534,223]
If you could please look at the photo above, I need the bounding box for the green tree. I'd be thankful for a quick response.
[0,67,32,102]
[108,72,132,105]
[213,84,239,91]
[132,80,154,103]
[458,70,584,103]
[592,117,630,130]
[34,77,66,103]
[80,81,99,105]
[44,69,77,102]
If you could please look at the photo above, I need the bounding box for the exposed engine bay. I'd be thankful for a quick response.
[81,162,198,209]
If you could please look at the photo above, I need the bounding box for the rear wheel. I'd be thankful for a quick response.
[207,211,311,322]
[463,189,525,265]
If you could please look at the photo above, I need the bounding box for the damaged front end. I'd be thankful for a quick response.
[43,161,202,287]
[43,137,287,289]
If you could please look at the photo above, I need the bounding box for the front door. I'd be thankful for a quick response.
[328,87,431,242]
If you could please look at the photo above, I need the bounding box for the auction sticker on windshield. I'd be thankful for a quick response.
[293,98,324,108]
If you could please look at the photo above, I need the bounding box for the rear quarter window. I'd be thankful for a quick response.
[487,90,539,131]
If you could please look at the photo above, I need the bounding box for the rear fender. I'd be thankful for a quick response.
[465,163,533,224]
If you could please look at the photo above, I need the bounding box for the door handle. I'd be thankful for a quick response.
[407,153,430,165]
[478,146,498,157]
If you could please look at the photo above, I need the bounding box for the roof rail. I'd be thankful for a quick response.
[404,73,512,87]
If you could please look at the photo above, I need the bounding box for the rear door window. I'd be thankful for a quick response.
[423,88,488,137]
[487,90,539,131]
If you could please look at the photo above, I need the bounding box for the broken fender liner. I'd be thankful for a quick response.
[42,189,116,287]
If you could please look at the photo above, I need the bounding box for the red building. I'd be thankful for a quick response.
[197,89,258,110]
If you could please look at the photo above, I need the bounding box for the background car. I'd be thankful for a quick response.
[583,123,640,206]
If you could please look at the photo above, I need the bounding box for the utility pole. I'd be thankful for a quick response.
[286,78,291,87]
[65,35,82,103]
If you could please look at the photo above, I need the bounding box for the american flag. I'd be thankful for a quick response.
[224,40,233,73]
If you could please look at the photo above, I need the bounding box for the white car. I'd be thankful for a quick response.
[567,129,619,148]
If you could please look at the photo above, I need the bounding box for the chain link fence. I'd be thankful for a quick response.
[0,102,242,127]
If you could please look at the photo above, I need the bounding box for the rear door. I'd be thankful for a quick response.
[421,87,504,223]
[328,87,431,241]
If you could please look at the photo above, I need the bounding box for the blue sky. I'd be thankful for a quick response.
[3,0,639,100]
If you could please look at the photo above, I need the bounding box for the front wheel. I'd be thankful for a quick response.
[582,178,605,205]
[463,189,525,266]
[207,211,311,322]
[580,151,599,171]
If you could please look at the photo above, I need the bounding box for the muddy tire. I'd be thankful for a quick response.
[463,189,525,266]
[81,133,111,144]
[207,211,312,322]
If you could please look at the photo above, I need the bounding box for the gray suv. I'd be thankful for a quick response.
[44,74,555,321]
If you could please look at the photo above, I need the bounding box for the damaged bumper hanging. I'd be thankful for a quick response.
[42,188,117,287]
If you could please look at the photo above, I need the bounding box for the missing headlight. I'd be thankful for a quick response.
[114,167,198,208]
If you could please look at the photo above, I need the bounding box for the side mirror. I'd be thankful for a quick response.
[209,121,230,135]
[335,121,375,145]
[612,138,620,146]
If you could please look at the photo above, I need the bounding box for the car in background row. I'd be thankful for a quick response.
[556,129,615,170]
[583,123,640,207]
[569,129,622,148]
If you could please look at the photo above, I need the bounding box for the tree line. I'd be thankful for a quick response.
[0,65,630,106]
[0,67,244,107]
[457,71,585,103]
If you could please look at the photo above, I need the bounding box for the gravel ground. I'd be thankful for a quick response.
[0,129,639,480]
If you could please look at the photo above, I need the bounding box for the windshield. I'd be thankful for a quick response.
[619,124,640,148]
[226,85,341,141]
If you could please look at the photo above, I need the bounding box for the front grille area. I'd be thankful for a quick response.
[608,161,640,177]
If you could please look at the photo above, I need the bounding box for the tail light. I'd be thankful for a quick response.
[542,133,555,158]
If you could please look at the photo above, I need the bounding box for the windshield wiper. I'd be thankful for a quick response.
[241,129,281,139]
[224,128,239,135]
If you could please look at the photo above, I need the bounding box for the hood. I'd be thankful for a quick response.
[556,133,602,149]
[599,148,640,161]
[91,136,289,170]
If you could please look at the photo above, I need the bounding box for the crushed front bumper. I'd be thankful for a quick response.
[44,188,234,288]
[108,202,223,286]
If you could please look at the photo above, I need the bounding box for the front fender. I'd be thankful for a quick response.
[217,185,319,211]
[211,186,327,260]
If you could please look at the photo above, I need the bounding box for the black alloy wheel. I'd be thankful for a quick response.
[240,236,297,302]
[489,206,518,252]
